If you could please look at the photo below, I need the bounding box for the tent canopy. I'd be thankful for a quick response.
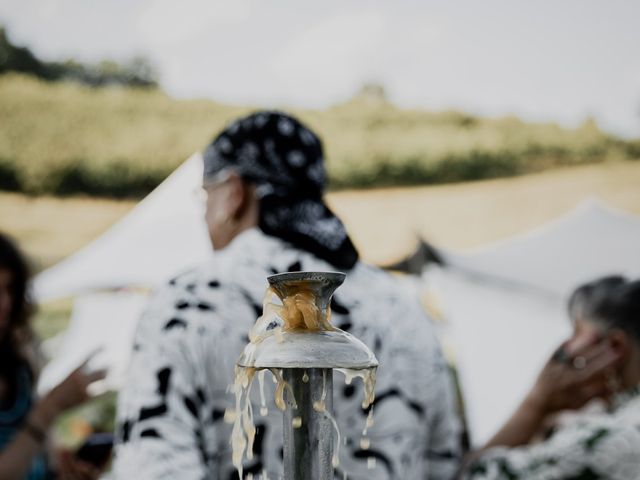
[430,199,640,444]
[445,198,640,298]
[32,156,640,445]
[33,154,212,303]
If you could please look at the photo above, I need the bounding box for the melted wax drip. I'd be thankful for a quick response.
[231,284,377,478]
[258,370,268,417]
[232,366,297,477]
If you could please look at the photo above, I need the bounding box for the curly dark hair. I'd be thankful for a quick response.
[0,233,34,379]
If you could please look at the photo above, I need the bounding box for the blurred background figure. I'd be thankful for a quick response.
[113,111,462,479]
[461,276,640,479]
[0,233,107,480]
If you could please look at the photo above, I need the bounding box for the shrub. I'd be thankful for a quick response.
[40,160,170,198]
[0,158,21,191]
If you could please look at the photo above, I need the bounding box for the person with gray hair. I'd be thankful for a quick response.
[567,275,627,326]
[461,276,640,480]
[114,111,462,479]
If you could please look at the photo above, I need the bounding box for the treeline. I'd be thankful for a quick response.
[0,26,157,88]
[0,158,167,199]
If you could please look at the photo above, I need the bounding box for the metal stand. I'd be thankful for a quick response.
[236,272,377,480]
[283,368,334,480]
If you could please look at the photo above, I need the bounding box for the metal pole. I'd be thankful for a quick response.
[282,368,334,480]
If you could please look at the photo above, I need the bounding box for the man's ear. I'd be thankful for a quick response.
[226,172,249,220]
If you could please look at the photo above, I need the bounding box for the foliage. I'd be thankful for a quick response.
[0,157,21,191]
[0,26,157,88]
[0,27,50,78]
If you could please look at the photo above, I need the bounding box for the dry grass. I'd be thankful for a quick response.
[2,161,639,271]
[0,193,134,269]
[329,160,640,264]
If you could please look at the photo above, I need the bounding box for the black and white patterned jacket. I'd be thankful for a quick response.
[114,228,462,479]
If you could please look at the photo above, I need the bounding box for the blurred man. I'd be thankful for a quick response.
[114,111,462,479]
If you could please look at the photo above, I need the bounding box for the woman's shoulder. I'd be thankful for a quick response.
[0,363,32,425]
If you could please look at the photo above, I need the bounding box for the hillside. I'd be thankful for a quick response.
[0,73,638,197]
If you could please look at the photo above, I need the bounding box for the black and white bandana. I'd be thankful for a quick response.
[202,111,359,270]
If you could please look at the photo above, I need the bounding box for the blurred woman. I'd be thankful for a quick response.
[461,276,640,479]
[0,233,104,479]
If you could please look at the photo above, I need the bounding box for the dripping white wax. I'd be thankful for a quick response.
[231,284,377,478]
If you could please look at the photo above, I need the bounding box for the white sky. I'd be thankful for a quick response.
[1,0,639,137]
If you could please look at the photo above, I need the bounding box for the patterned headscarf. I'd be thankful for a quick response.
[202,111,359,270]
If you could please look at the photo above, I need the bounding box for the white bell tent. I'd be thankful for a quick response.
[428,199,640,445]
[33,153,211,303]
[33,153,640,445]
[37,291,148,396]
[35,153,213,394]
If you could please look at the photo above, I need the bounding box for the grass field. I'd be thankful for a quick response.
[0,193,133,268]
[330,160,640,263]
[1,73,638,196]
